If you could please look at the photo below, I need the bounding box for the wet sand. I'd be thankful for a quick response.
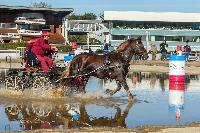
[130,60,200,75]
[1,59,200,74]
[7,124,200,133]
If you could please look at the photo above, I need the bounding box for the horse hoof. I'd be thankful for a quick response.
[128,95,135,101]
[105,89,113,95]
[79,90,86,95]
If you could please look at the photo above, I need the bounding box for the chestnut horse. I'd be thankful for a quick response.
[60,37,148,99]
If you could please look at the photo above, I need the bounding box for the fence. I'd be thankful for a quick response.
[16,47,26,58]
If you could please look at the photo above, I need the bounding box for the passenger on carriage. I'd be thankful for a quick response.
[26,38,37,51]
[26,31,58,73]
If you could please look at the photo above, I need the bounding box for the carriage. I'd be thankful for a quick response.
[3,37,148,99]
[4,50,62,94]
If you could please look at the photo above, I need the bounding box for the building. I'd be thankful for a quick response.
[67,20,109,51]
[0,5,73,44]
[103,11,200,51]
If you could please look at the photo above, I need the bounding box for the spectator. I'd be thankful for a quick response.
[89,47,93,53]
[160,40,168,60]
[150,44,157,60]
[71,42,78,51]
[174,44,183,56]
[103,42,109,53]
[184,40,191,61]
[103,40,110,64]
[70,41,78,55]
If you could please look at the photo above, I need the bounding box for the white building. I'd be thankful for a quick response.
[104,11,200,51]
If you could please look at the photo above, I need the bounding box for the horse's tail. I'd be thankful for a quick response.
[61,62,71,78]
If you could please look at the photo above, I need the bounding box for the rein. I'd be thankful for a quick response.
[56,63,124,82]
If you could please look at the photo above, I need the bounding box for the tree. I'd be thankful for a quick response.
[82,13,97,20]
[99,13,104,20]
[68,13,97,20]
[30,2,51,8]
[68,35,87,42]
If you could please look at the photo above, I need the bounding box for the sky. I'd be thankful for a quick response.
[1,0,200,16]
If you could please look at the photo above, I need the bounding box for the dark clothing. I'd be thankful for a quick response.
[25,51,40,67]
[103,43,110,64]
[160,42,168,53]
[89,48,93,53]
[184,44,191,52]
[104,43,109,51]
[184,44,191,61]
[160,42,168,61]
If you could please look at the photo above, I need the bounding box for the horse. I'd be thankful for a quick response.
[5,101,134,129]
[60,37,148,99]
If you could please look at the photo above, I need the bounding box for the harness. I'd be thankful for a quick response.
[56,63,123,83]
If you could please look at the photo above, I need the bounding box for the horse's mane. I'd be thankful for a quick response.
[116,36,142,52]
[116,38,135,52]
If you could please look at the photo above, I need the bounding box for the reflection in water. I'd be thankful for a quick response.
[2,72,200,131]
[185,75,190,90]
[130,72,142,85]
[127,72,169,91]
[169,82,185,121]
[150,73,157,89]
[3,101,134,131]
[127,72,197,91]
[159,73,168,92]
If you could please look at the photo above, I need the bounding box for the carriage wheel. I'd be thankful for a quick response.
[32,75,53,96]
[5,104,21,116]
[32,103,52,117]
[4,75,24,91]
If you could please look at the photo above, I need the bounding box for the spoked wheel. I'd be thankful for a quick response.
[4,75,24,91]
[32,103,52,117]
[5,104,21,116]
[32,75,53,96]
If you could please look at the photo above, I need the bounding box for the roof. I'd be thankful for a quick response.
[0,5,73,13]
[68,20,102,24]
[49,33,66,44]
[0,29,17,33]
[104,11,200,22]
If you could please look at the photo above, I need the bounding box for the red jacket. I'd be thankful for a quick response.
[31,38,54,56]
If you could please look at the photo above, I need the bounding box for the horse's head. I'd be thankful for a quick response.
[130,37,148,60]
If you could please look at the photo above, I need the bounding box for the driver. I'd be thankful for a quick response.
[31,31,57,73]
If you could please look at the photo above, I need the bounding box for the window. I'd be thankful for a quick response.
[20,13,44,19]
[155,36,164,41]
[112,35,128,40]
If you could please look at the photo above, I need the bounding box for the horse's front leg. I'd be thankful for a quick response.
[105,80,122,95]
[118,77,134,100]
